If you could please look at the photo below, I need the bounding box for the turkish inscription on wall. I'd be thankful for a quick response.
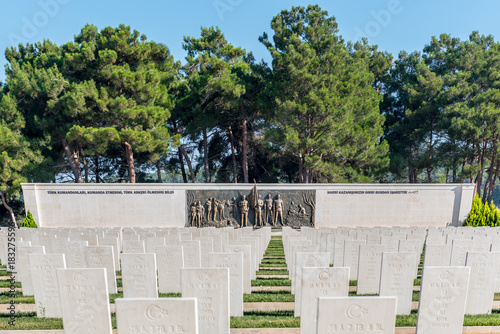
[186,187,316,229]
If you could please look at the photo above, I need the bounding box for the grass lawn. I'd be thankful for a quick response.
[231,310,299,328]
[256,269,289,275]
[0,281,21,288]
[244,291,294,302]
[252,278,291,286]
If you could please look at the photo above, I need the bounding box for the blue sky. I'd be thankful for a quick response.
[1,0,500,82]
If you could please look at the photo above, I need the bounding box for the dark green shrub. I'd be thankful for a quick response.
[464,194,500,227]
[22,210,38,228]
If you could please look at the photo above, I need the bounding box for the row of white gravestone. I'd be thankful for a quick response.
[0,225,270,265]
[284,226,500,334]
[0,226,271,334]
[29,256,402,334]
[57,265,459,334]
[9,225,269,291]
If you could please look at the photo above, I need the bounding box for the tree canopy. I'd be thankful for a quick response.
[3,5,500,225]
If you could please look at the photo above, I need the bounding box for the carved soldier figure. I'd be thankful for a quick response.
[196,201,204,227]
[205,198,212,221]
[255,194,264,226]
[190,203,197,227]
[229,197,238,220]
[264,194,273,225]
[212,198,219,221]
[298,204,306,216]
[218,199,226,220]
[273,194,284,226]
[239,195,249,227]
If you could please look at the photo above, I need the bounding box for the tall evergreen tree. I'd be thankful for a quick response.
[0,92,41,227]
[260,5,388,183]
[4,24,178,183]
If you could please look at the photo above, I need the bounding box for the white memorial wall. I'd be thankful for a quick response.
[21,183,474,228]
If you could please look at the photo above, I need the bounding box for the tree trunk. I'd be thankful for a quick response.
[408,164,416,183]
[475,141,487,197]
[298,151,304,183]
[156,160,163,183]
[228,125,238,183]
[487,159,500,204]
[203,128,210,183]
[241,106,249,183]
[80,146,89,183]
[307,168,314,183]
[124,142,136,183]
[95,155,100,183]
[177,147,188,183]
[62,138,83,183]
[482,143,497,203]
[1,192,18,228]
[427,126,434,183]
[180,147,196,183]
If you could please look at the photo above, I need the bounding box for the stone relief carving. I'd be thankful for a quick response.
[186,188,315,229]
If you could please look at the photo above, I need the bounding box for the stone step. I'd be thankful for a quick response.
[252,286,291,292]
[256,275,289,279]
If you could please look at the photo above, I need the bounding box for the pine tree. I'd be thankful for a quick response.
[0,93,41,227]
[260,5,388,183]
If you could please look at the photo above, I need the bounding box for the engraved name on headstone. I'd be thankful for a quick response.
[57,268,112,334]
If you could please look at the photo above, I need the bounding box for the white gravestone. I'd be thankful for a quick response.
[356,244,385,294]
[236,238,258,279]
[57,268,112,334]
[491,245,500,292]
[399,239,423,277]
[423,244,452,267]
[182,240,201,268]
[115,298,199,334]
[333,236,351,267]
[145,237,165,254]
[97,237,120,270]
[195,237,214,266]
[317,296,397,334]
[379,252,417,315]
[300,267,350,334]
[472,235,491,252]
[343,240,366,280]
[416,266,470,334]
[289,244,319,290]
[156,245,184,293]
[465,251,498,314]
[84,246,117,294]
[223,244,252,294]
[121,253,158,298]
[122,240,145,254]
[450,239,473,266]
[29,253,66,317]
[18,246,45,295]
[293,252,330,317]
[64,241,88,268]
[181,268,230,334]
[209,252,244,317]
